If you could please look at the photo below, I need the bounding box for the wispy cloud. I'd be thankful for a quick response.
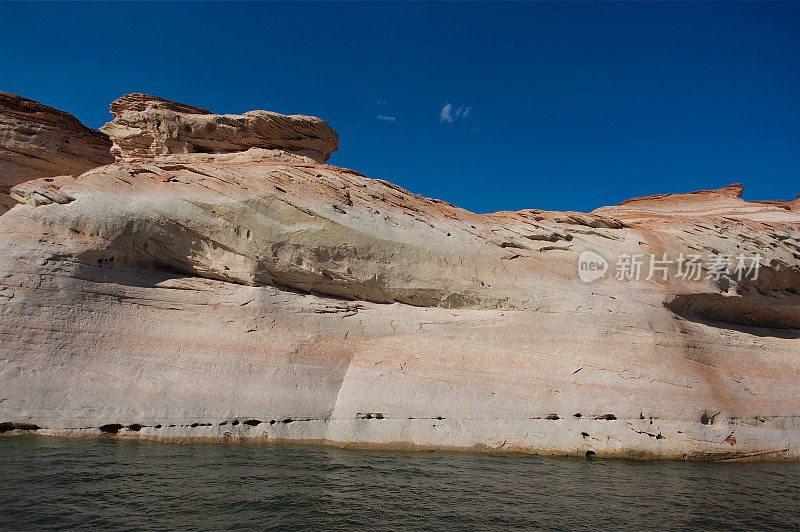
[440,103,453,123]
[377,114,397,122]
[441,102,471,123]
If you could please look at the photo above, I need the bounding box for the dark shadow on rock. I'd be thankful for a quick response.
[665,293,800,339]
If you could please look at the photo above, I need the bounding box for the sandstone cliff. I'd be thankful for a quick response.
[1,94,799,460]
[0,93,114,213]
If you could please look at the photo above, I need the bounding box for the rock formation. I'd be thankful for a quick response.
[1,94,799,460]
[0,92,113,213]
[100,93,339,163]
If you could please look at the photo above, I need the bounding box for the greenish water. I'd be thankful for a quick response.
[1,437,799,530]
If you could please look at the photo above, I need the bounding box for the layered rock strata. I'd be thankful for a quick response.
[100,93,339,163]
[0,92,114,213]
[1,95,799,460]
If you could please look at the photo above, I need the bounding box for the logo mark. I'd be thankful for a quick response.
[578,251,608,283]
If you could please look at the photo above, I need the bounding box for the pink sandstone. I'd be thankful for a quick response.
[0,92,113,214]
[0,94,798,460]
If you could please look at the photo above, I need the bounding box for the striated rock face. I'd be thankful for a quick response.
[1,95,799,460]
[100,93,339,163]
[0,93,114,213]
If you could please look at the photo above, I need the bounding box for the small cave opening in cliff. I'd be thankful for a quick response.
[190,145,216,154]
[0,422,41,433]
[99,423,124,434]
[585,450,597,459]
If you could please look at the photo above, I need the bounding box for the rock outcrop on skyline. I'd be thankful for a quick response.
[0,92,114,213]
[100,93,339,163]
[1,94,799,461]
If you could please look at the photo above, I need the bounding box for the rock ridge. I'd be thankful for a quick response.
[100,93,339,163]
[0,92,114,213]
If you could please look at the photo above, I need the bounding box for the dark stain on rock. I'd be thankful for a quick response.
[359,412,386,419]
[700,411,720,425]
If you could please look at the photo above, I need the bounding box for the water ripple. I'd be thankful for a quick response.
[1,437,799,530]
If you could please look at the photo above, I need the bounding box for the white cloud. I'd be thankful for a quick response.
[440,103,453,123]
[377,114,397,122]
[441,102,472,123]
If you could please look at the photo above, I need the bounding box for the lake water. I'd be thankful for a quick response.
[1,437,799,530]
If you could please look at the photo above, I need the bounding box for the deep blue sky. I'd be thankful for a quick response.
[2,1,798,213]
